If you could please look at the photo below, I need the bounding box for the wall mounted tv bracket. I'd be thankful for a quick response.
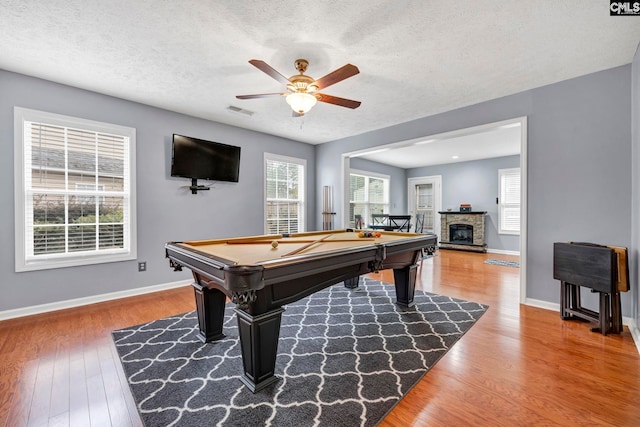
[189,178,210,194]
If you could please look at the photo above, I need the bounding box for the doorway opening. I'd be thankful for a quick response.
[342,116,527,304]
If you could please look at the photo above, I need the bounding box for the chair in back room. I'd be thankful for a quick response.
[414,213,425,234]
[413,213,435,269]
[388,215,411,232]
[370,213,389,229]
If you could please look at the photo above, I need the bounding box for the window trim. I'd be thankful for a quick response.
[498,167,520,236]
[14,107,137,272]
[263,153,306,235]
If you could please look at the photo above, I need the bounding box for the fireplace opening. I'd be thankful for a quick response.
[450,224,473,244]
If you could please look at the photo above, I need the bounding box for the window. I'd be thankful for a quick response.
[264,154,305,234]
[14,107,136,271]
[498,168,520,235]
[349,170,390,228]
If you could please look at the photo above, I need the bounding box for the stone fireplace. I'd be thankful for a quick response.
[439,211,487,252]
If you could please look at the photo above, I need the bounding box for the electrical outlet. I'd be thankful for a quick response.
[138,261,147,272]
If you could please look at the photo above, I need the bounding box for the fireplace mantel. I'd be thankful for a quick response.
[438,211,487,215]
[439,211,487,252]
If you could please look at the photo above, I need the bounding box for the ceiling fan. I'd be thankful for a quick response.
[236,59,361,116]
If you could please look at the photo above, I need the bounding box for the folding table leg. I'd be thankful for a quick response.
[591,292,610,335]
[611,292,623,333]
[560,281,570,320]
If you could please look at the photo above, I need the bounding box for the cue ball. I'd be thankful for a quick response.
[271,241,279,249]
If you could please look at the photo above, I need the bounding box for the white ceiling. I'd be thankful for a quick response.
[2,1,639,167]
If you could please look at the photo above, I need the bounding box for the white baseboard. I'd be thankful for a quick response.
[628,317,640,354]
[524,298,559,312]
[487,248,520,256]
[0,280,192,321]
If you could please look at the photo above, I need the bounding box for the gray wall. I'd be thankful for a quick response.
[349,157,407,214]
[2,61,637,322]
[0,70,315,312]
[317,65,634,316]
[408,155,520,252]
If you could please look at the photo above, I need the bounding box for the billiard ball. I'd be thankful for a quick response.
[271,240,279,248]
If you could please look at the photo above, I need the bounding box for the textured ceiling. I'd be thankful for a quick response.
[1,0,640,151]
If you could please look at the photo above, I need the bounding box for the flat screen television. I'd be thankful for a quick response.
[171,134,241,183]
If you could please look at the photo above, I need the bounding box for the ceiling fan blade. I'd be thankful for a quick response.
[236,93,285,99]
[313,64,360,90]
[317,93,361,109]
[248,59,290,85]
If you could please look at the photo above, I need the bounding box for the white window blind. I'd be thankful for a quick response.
[349,170,390,228]
[498,168,520,235]
[264,154,305,234]
[14,108,136,271]
[75,183,106,205]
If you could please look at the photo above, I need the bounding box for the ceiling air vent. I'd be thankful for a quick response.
[227,105,254,117]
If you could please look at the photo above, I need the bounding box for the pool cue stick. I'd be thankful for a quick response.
[303,238,374,242]
[227,240,316,244]
[227,238,374,245]
[281,234,333,257]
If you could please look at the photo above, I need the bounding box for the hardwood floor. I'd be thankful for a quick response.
[1,250,639,426]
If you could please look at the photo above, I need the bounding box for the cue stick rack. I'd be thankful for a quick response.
[322,186,336,231]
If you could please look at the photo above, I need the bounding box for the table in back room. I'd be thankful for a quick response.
[165,229,438,392]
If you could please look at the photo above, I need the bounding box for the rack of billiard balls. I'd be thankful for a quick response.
[358,231,382,238]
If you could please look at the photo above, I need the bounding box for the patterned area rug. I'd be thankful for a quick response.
[112,279,487,427]
[484,259,520,268]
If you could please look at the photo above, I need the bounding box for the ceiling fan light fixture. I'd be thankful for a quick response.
[238,59,360,115]
[286,92,317,114]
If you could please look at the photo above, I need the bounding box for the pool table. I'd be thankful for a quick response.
[165,229,437,392]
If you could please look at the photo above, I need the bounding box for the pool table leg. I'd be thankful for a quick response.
[344,276,360,289]
[192,283,226,342]
[235,307,285,393]
[393,264,418,307]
